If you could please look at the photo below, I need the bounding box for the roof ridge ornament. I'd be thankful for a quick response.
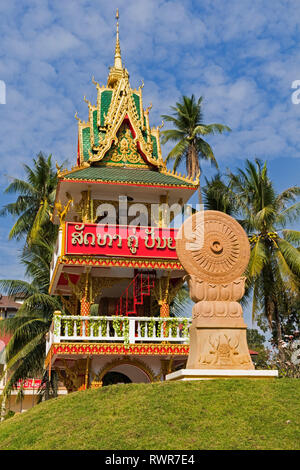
[107,9,126,88]
[114,8,122,70]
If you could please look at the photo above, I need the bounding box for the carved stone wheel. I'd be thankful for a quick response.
[176,210,250,284]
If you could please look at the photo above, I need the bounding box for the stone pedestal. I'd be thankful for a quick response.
[186,276,254,370]
[169,210,278,381]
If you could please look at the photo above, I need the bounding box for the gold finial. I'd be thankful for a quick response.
[114,8,122,69]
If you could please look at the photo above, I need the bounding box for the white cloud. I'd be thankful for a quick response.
[0,0,299,281]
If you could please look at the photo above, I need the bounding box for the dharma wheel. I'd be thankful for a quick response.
[176,210,250,284]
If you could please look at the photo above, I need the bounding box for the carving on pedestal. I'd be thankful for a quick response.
[176,210,254,370]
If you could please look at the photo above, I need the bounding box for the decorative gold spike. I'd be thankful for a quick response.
[83,96,91,107]
[145,102,152,114]
[92,76,100,87]
[114,9,122,69]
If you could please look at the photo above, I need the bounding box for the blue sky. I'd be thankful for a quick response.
[0,0,299,329]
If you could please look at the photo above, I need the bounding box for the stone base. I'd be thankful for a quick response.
[166,368,278,381]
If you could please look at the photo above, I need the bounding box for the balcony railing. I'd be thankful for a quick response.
[46,314,191,355]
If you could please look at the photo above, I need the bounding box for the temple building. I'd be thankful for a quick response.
[45,12,199,390]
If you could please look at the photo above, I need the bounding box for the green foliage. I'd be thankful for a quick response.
[37,370,59,404]
[269,340,300,378]
[203,173,235,215]
[0,153,60,398]
[112,317,129,347]
[246,329,270,369]
[161,95,231,202]
[0,152,59,244]
[204,159,300,344]
[2,410,15,421]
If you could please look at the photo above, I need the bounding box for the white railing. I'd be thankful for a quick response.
[46,314,191,355]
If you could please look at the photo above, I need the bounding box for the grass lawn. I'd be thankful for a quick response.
[0,378,299,450]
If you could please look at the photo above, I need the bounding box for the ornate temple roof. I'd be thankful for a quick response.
[57,11,199,190]
[59,166,197,188]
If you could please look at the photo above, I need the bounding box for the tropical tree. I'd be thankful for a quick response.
[203,173,235,215]
[160,95,231,203]
[0,236,61,398]
[246,328,270,369]
[0,153,60,404]
[204,159,300,344]
[0,152,58,244]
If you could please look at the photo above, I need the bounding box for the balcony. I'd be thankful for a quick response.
[46,314,191,356]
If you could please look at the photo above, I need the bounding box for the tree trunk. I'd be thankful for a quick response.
[187,142,202,206]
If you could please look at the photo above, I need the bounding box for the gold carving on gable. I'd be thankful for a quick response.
[102,124,145,166]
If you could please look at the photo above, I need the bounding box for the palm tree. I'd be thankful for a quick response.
[204,159,300,344]
[203,173,235,215]
[0,152,58,244]
[160,95,231,203]
[0,237,60,398]
[0,152,60,401]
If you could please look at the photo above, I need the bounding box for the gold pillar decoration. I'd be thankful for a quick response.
[176,210,255,370]
[153,273,184,318]
[160,358,174,379]
[154,272,170,317]
[159,193,169,228]
[75,189,93,223]
[53,193,73,224]
[90,378,103,389]
[144,103,152,144]
[64,272,119,316]
[60,294,79,316]
[58,359,88,392]
[84,356,90,390]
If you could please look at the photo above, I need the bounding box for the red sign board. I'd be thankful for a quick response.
[16,379,42,390]
[65,223,178,259]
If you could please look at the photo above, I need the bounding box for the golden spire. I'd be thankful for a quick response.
[114,9,122,69]
[107,8,125,87]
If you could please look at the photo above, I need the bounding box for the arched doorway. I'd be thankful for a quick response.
[102,371,132,386]
[96,360,154,386]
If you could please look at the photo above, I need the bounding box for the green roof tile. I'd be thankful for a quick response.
[132,93,141,120]
[151,135,158,159]
[82,127,91,161]
[62,166,197,188]
[100,90,113,126]
[93,110,99,146]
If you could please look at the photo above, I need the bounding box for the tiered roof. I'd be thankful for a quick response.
[57,11,199,190]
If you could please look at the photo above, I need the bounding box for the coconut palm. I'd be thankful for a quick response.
[0,152,58,244]
[0,152,61,400]
[230,159,300,342]
[160,95,231,203]
[203,173,235,215]
[204,159,300,343]
[0,237,60,398]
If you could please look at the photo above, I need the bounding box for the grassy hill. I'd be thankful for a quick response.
[0,378,299,450]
